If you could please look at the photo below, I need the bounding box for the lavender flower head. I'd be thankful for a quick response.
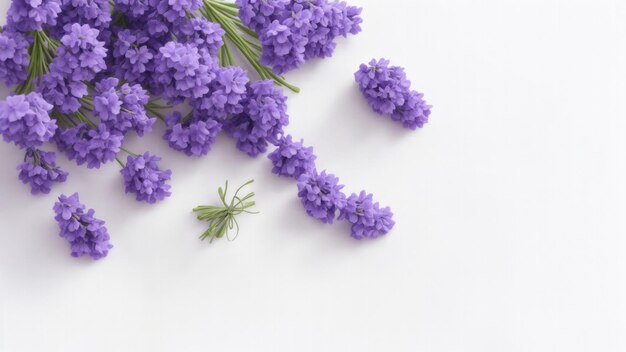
[190,65,249,120]
[223,80,289,157]
[51,23,107,81]
[108,28,163,89]
[0,92,57,149]
[93,77,154,136]
[51,0,112,37]
[0,29,29,86]
[238,0,363,74]
[355,58,431,130]
[37,70,87,114]
[120,152,172,204]
[173,17,224,56]
[163,111,222,157]
[53,193,112,260]
[6,0,61,32]
[153,41,216,104]
[267,135,316,179]
[297,169,346,224]
[56,123,122,169]
[17,148,68,194]
[338,191,395,240]
[236,0,288,33]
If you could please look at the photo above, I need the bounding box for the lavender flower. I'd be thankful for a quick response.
[297,169,346,224]
[153,0,202,23]
[173,17,224,56]
[109,28,159,88]
[56,123,122,169]
[267,135,316,179]
[238,0,363,74]
[163,111,222,157]
[0,29,29,86]
[355,58,431,130]
[120,152,172,203]
[17,148,68,194]
[51,0,112,37]
[190,66,249,120]
[53,193,112,260]
[51,23,107,82]
[0,92,56,149]
[338,191,395,239]
[391,90,431,130]
[6,0,61,32]
[93,77,154,136]
[37,70,87,114]
[223,80,289,157]
[259,20,306,74]
[236,0,288,33]
[153,41,216,104]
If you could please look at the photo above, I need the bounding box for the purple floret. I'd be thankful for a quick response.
[37,70,88,114]
[17,148,68,195]
[6,0,61,32]
[267,135,316,179]
[120,152,172,204]
[190,65,249,120]
[173,17,224,56]
[223,80,289,157]
[53,193,112,260]
[355,58,432,130]
[297,169,346,224]
[236,0,288,33]
[0,29,29,86]
[109,28,159,88]
[153,41,217,104]
[237,0,362,74]
[51,23,107,82]
[163,111,222,157]
[93,77,154,136]
[56,123,122,169]
[338,191,395,240]
[0,92,57,149]
[51,0,112,38]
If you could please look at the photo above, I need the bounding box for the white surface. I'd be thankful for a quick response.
[1,0,626,351]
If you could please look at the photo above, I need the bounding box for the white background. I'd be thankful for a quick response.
[1,0,625,351]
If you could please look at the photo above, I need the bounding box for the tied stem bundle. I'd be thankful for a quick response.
[193,179,258,243]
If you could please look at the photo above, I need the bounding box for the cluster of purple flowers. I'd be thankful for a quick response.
[0,92,57,149]
[6,0,61,33]
[55,123,122,169]
[236,0,362,74]
[93,77,154,136]
[0,29,29,86]
[355,58,432,130]
[120,152,172,204]
[51,0,112,38]
[224,80,289,156]
[164,110,222,157]
[0,0,396,261]
[267,134,395,239]
[267,135,316,178]
[18,148,68,194]
[53,193,112,260]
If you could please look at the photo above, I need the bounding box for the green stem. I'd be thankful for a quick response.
[202,1,300,93]
[120,147,139,157]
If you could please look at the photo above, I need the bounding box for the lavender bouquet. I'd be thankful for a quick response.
[0,0,396,259]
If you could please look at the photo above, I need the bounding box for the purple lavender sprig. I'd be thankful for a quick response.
[338,191,395,240]
[355,58,432,130]
[18,148,68,194]
[297,169,346,224]
[120,152,172,204]
[53,193,112,260]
